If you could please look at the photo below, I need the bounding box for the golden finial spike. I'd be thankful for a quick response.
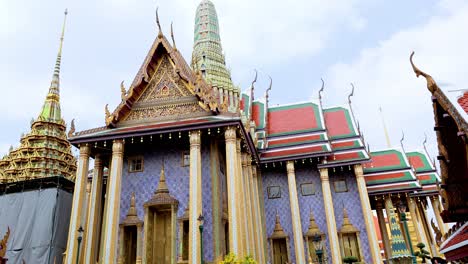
[379,106,392,148]
[58,9,68,55]
[170,22,176,50]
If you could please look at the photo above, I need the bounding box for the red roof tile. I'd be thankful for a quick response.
[323,107,355,139]
[267,103,322,136]
[457,91,468,114]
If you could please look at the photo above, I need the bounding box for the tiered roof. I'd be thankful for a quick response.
[362,148,440,196]
[363,149,420,195]
[240,88,369,167]
[0,10,76,183]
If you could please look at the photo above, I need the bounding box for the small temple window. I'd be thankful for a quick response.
[300,183,315,196]
[181,151,190,167]
[333,179,348,193]
[267,186,281,199]
[128,156,144,173]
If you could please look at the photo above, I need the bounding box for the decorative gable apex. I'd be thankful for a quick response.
[105,33,222,128]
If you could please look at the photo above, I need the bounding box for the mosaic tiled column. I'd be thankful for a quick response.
[64,144,90,264]
[236,139,247,256]
[430,196,447,235]
[189,130,202,264]
[101,139,124,263]
[242,153,255,256]
[376,199,392,260]
[287,161,306,264]
[407,196,430,254]
[384,195,412,260]
[225,127,240,254]
[83,154,104,264]
[319,168,341,264]
[354,165,383,264]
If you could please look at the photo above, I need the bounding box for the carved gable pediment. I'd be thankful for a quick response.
[104,34,223,128]
[119,54,210,126]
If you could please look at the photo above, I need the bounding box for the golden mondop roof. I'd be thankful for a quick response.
[0,10,76,183]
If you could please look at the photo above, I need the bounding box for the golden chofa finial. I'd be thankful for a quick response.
[120,81,127,101]
[67,118,75,138]
[156,7,163,38]
[170,22,176,50]
[410,51,438,93]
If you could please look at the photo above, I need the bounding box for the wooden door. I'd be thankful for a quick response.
[153,210,172,264]
[272,238,288,264]
[124,226,137,264]
[342,233,360,260]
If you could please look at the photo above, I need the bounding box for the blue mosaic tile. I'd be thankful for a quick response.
[119,142,216,262]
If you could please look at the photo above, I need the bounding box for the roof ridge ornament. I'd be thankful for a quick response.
[120,81,127,101]
[348,83,355,105]
[250,69,257,122]
[318,78,325,101]
[170,22,177,50]
[156,7,163,38]
[410,51,438,93]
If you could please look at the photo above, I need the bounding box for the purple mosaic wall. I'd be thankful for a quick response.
[329,171,371,264]
[295,167,332,262]
[262,168,295,263]
[119,142,216,262]
[261,166,372,264]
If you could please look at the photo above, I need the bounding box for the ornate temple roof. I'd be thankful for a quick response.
[240,86,369,166]
[0,10,76,183]
[191,0,238,94]
[362,148,442,196]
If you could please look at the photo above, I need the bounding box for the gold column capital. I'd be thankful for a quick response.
[189,130,202,146]
[225,126,237,142]
[319,168,329,181]
[79,144,91,156]
[353,164,364,177]
[112,139,124,154]
[286,161,295,174]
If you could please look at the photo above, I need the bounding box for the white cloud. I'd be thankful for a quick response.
[325,1,468,155]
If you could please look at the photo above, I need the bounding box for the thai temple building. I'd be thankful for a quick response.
[58,1,451,264]
[410,53,468,262]
[0,10,76,263]
[0,1,452,264]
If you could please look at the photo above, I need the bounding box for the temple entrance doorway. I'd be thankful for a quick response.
[152,209,172,264]
[272,238,288,264]
[123,225,137,264]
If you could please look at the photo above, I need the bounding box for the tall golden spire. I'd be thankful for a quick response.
[379,106,392,148]
[39,9,68,123]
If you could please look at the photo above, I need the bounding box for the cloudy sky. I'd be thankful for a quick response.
[1,0,467,159]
